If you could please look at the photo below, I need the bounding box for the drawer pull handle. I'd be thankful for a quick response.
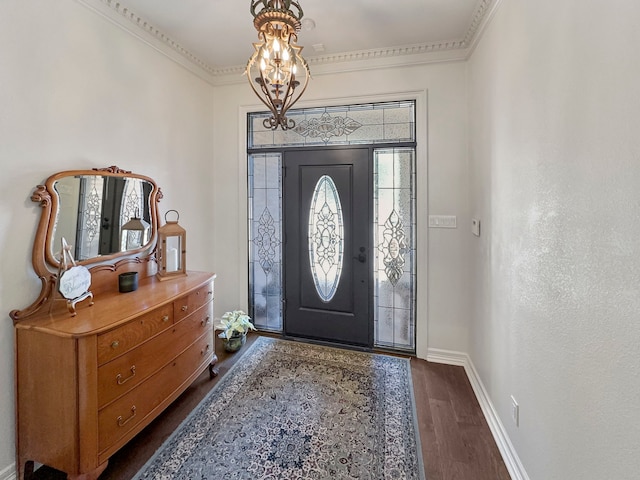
[116,366,136,385]
[111,341,120,349]
[162,315,170,322]
[208,290,213,295]
[181,305,188,312]
[201,344,210,355]
[201,316,211,326]
[117,406,137,427]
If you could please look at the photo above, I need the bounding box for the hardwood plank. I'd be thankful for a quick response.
[411,358,444,479]
[444,363,483,426]
[414,358,511,480]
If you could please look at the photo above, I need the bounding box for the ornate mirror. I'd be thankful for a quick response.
[11,166,162,321]
[47,169,157,265]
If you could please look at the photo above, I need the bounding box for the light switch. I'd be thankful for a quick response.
[428,215,457,228]
[471,218,481,236]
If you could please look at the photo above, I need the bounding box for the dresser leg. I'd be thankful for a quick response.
[209,353,219,378]
[18,459,34,480]
[66,460,108,480]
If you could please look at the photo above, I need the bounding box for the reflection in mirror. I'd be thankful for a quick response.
[53,176,153,261]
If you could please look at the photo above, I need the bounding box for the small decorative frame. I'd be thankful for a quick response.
[54,237,94,316]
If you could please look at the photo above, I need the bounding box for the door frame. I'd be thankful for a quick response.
[240,91,427,357]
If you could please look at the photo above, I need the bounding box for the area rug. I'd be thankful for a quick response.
[133,337,425,479]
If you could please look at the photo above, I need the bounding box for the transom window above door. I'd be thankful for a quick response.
[248,101,415,148]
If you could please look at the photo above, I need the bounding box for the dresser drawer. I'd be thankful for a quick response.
[97,304,174,365]
[98,332,213,453]
[173,282,214,322]
[97,302,213,407]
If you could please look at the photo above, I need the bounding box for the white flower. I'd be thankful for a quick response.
[215,310,256,339]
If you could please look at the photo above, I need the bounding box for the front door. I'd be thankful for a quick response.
[283,148,371,347]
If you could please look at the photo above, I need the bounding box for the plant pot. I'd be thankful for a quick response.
[222,332,247,353]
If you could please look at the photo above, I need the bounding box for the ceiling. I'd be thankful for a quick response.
[88,0,496,78]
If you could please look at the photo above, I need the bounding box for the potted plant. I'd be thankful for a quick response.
[215,310,256,352]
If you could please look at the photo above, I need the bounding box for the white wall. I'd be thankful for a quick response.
[0,0,215,475]
[212,62,471,359]
[468,0,640,478]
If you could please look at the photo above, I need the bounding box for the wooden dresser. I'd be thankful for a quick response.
[14,271,216,480]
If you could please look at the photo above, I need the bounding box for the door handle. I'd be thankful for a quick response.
[354,252,367,263]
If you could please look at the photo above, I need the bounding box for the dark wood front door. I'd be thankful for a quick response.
[283,148,371,347]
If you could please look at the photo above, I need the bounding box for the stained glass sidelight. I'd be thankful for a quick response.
[248,153,283,331]
[379,210,408,286]
[119,179,147,251]
[373,148,416,351]
[120,179,144,225]
[75,176,104,260]
[308,175,344,302]
[255,208,279,274]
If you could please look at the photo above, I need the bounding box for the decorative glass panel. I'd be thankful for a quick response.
[75,176,104,260]
[308,175,344,302]
[248,100,415,148]
[119,179,147,251]
[248,153,283,331]
[373,148,416,351]
[119,179,144,226]
[248,101,417,353]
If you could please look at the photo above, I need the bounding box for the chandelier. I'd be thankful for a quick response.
[246,0,311,130]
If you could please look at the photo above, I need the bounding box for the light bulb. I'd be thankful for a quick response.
[273,38,280,52]
[282,48,290,62]
[292,64,297,75]
[262,47,269,59]
[260,58,266,71]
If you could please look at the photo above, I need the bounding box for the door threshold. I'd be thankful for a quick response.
[280,334,373,353]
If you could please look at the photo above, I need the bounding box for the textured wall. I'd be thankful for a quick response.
[468,0,640,478]
[0,1,214,474]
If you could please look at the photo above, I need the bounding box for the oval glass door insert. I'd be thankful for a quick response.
[308,175,344,302]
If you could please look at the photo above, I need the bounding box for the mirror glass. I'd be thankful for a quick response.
[52,175,154,262]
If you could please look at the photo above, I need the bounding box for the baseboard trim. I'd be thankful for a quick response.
[0,463,16,480]
[427,348,530,480]
[426,348,468,366]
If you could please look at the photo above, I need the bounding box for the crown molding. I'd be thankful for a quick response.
[465,0,504,57]
[214,45,470,86]
[307,39,465,68]
[463,0,495,47]
[75,0,499,86]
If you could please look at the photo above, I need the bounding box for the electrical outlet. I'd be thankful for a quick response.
[510,395,519,427]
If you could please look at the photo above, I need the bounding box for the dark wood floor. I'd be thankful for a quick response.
[411,357,511,479]
[30,334,510,480]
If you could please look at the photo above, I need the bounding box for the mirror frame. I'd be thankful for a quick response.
[42,166,160,268]
[11,166,162,322]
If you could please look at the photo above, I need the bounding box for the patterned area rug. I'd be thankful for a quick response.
[133,337,425,479]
